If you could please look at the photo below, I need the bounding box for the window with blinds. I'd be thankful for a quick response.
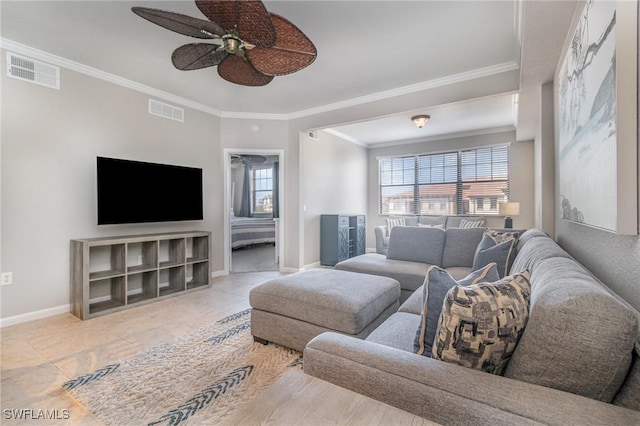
[379,145,509,215]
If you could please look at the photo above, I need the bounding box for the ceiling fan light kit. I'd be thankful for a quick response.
[132,0,317,87]
[411,114,431,128]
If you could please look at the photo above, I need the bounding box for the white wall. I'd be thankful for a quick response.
[366,131,535,249]
[300,130,367,266]
[0,52,222,319]
[1,43,523,321]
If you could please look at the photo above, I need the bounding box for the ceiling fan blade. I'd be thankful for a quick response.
[172,43,227,70]
[247,13,317,76]
[195,1,275,48]
[217,55,274,86]
[132,7,225,39]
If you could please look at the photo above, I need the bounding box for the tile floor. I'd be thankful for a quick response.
[0,271,285,425]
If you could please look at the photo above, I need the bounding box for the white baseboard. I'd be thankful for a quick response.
[282,266,303,273]
[303,261,321,270]
[1,304,71,328]
[366,247,377,253]
[211,269,227,278]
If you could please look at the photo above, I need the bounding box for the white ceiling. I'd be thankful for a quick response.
[0,1,577,145]
[327,93,518,147]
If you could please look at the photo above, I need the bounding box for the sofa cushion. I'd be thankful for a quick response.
[386,226,445,266]
[613,342,640,410]
[515,228,548,251]
[335,253,431,295]
[432,270,531,375]
[442,227,485,268]
[366,312,421,352]
[472,232,518,277]
[418,215,447,227]
[504,256,638,402]
[385,217,406,236]
[398,286,424,315]
[415,263,500,357]
[510,233,571,274]
[417,223,444,229]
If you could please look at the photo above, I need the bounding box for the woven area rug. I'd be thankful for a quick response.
[63,309,302,425]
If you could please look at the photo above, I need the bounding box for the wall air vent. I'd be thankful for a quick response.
[6,52,60,89]
[149,99,184,122]
[308,130,319,140]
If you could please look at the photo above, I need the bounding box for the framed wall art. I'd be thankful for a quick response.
[557,0,637,235]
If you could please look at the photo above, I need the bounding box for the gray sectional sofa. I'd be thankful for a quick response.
[304,229,640,425]
[338,225,490,303]
[375,215,487,255]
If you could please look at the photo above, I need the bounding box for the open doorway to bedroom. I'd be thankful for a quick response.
[224,149,284,274]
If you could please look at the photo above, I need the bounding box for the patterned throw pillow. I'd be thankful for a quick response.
[385,217,406,236]
[459,218,486,228]
[414,263,500,357]
[472,232,518,277]
[432,270,531,375]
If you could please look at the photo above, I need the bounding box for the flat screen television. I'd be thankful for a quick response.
[97,156,203,225]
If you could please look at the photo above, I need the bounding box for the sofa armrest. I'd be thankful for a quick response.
[374,226,388,255]
[304,333,640,425]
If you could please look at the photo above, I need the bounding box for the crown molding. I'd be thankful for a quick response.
[322,129,367,147]
[0,38,222,117]
[287,61,520,120]
[220,111,288,120]
[1,38,519,123]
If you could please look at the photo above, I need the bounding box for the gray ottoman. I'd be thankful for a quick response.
[249,269,401,352]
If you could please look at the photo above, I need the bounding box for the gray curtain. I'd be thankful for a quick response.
[272,161,279,218]
[239,163,252,217]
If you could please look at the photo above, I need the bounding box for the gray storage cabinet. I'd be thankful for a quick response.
[321,215,365,266]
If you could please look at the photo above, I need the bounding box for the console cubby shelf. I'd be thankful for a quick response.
[71,231,211,320]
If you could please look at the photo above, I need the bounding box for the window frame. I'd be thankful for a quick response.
[378,144,510,216]
[251,165,274,216]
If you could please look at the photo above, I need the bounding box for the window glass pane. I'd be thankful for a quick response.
[417,183,457,215]
[493,161,508,179]
[462,165,476,181]
[461,182,508,215]
[380,185,415,215]
[379,146,508,216]
[477,163,491,179]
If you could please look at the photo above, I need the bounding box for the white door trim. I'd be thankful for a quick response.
[223,148,285,273]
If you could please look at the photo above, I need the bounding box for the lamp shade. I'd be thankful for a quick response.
[499,202,520,216]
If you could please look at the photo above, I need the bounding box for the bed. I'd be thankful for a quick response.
[231,217,276,249]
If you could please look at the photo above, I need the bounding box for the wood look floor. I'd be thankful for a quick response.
[0,271,283,425]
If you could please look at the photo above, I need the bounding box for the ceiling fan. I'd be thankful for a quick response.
[132,0,317,86]
[230,154,267,165]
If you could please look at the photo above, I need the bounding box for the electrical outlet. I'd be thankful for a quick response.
[1,272,13,286]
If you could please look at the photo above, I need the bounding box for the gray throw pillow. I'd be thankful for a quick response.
[472,233,518,277]
[386,226,445,265]
[414,263,500,357]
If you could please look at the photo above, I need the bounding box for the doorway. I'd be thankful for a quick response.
[224,149,284,274]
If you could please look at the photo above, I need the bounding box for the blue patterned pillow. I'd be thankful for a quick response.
[472,232,518,277]
[432,270,531,375]
[414,263,500,357]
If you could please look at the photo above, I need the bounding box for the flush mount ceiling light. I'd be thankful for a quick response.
[411,114,431,128]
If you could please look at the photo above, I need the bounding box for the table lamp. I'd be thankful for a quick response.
[499,202,520,228]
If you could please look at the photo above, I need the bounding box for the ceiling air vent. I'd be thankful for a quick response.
[308,130,319,140]
[149,99,184,122]
[6,52,60,89]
